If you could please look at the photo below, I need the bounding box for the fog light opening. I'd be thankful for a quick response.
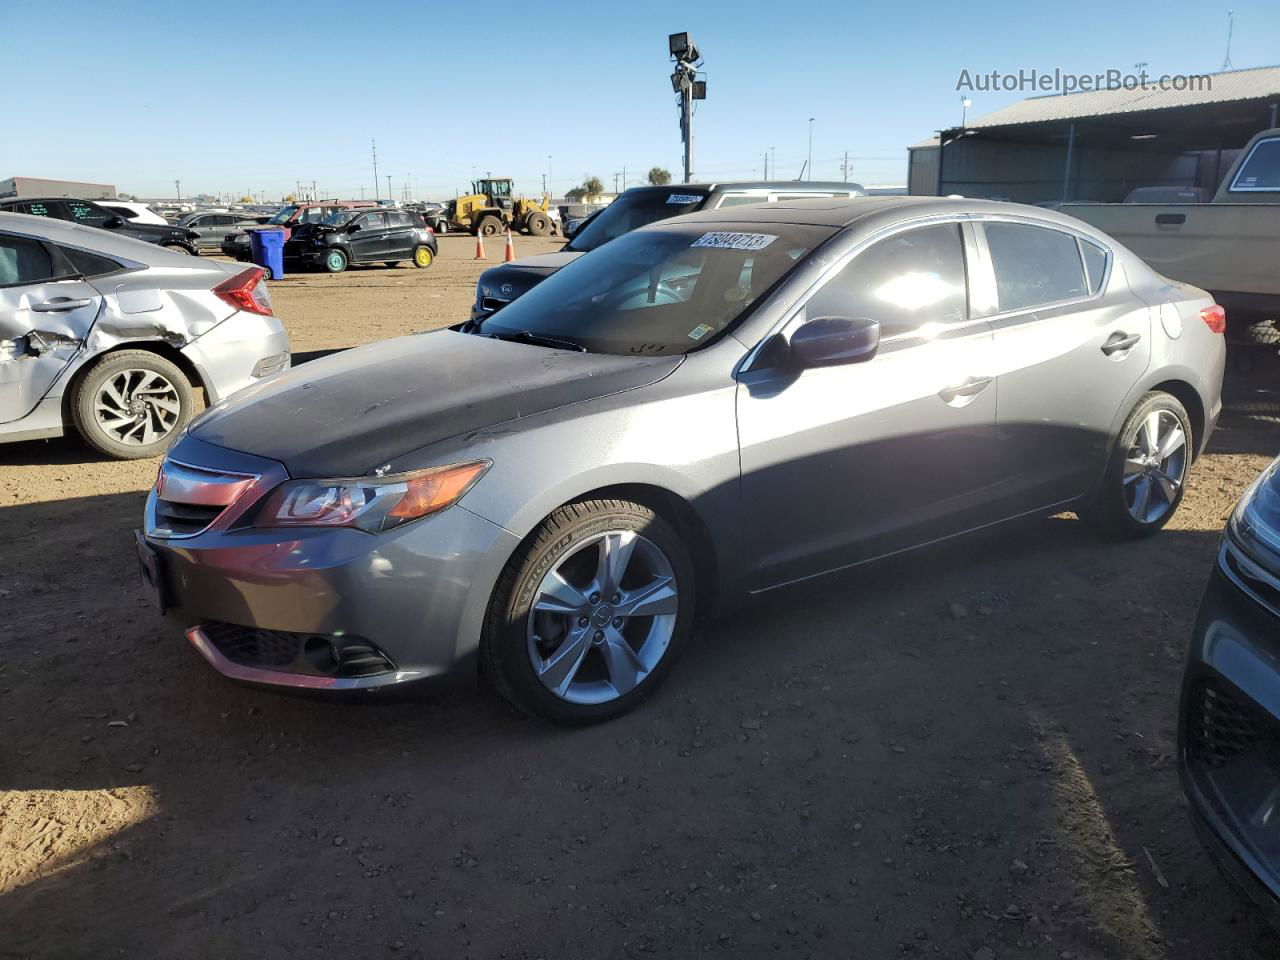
[303,636,341,675]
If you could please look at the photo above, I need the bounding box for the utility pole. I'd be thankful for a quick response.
[763,151,768,180]
[1222,9,1235,70]
[613,172,620,194]
[841,151,850,182]
[372,139,380,200]
[311,180,316,201]
[669,33,706,183]
[548,155,553,197]
[542,173,547,195]
[807,118,815,182]
[174,179,181,202]
[386,175,393,204]
[622,165,627,192]
[771,146,776,182]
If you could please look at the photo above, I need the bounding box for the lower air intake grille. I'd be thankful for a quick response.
[1186,676,1267,768]
[201,621,395,678]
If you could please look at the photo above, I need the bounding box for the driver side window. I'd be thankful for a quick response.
[803,223,968,339]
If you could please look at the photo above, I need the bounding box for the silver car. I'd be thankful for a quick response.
[140,198,1225,723]
[0,212,290,459]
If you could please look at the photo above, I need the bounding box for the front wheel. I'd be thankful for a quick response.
[476,216,502,237]
[71,350,195,459]
[482,499,695,725]
[1089,391,1193,538]
[412,244,434,269]
[322,249,348,273]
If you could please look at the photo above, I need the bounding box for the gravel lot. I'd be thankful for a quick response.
[2,234,1279,959]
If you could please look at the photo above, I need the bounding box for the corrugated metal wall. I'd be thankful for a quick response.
[0,177,116,199]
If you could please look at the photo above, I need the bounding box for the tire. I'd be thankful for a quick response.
[71,350,195,460]
[322,248,348,273]
[1089,391,1193,538]
[525,212,551,236]
[411,244,434,269]
[162,242,196,255]
[434,220,449,235]
[482,498,696,725]
[1244,320,1280,346]
[476,216,502,238]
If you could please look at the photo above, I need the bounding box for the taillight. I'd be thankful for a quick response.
[213,267,273,317]
[1200,304,1226,334]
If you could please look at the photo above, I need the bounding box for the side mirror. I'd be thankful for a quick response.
[105,216,125,228]
[347,223,361,233]
[788,316,880,368]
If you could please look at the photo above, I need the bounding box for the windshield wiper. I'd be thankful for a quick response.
[488,330,587,352]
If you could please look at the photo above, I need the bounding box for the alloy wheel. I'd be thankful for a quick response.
[1123,409,1188,523]
[93,368,182,446]
[527,530,679,705]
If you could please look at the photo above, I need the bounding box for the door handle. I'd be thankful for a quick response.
[1155,213,1186,226]
[1101,331,1142,356]
[938,376,992,405]
[30,298,93,312]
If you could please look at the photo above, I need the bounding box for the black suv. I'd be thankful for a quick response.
[284,207,438,273]
[0,197,199,254]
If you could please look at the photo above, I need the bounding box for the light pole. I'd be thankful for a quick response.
[807,118,815,181]
[961,97,972,127]
[548,155,553,197]
[386,175,393,204]
[669,32,706,183]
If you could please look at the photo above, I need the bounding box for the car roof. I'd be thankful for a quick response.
[0,210,227,266]
[617,180,865,195]
[662,195,1119,236]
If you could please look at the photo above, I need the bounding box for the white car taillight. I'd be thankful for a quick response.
[213,267,273,317]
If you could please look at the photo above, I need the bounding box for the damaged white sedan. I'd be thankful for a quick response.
[0,212,289,459]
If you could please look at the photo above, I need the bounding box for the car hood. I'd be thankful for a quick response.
[190,328,681,477]
[477,251,583,296]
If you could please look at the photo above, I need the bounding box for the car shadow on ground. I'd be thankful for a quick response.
[3,479,1279,957]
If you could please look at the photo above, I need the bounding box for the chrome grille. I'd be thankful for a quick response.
[148,459,260,539]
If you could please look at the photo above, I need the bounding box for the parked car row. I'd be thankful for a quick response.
[0,197,202,254]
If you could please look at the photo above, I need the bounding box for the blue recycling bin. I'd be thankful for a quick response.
[248,229,285,280]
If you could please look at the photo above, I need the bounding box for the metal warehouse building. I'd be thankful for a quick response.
[0,176,117,200]
[908,65,1280,203]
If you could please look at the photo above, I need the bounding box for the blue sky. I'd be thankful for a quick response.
[5,0,1277,200]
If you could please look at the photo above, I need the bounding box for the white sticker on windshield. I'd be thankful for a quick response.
[691,231,777,252]
[667,193,702,204]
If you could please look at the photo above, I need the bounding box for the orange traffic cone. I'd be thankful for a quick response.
[473,232,486,260]
[503,229,516,262]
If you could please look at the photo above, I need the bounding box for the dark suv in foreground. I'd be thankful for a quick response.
[1181,454,1280,924]
[284,207,437,272]
[0,197,199,254]
[471,180,865,321]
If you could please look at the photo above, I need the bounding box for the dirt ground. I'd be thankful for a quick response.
[2,234,1280,959]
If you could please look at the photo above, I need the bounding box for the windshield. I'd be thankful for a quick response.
[566,189,710,253]
[268,205,299,224]
[320,209,359,227]
[481,222,832,356]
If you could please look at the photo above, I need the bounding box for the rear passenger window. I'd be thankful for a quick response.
[716,195,768,207]
[66,201,113,227]
[1079,239,1108,294]
[983,223,1088,313]
[58,246,124,278]
[0,234,56,286]
[804,223,968,339]
[23,202,53,217]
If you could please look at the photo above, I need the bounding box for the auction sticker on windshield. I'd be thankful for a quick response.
[667,194,703,204]
[691,232,777,251]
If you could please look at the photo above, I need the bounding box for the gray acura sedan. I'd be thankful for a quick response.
[140,197,1225,723]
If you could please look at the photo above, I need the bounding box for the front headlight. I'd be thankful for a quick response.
[1228,456,1280,572]
[255,461,489,534]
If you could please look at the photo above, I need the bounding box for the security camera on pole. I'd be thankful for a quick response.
[668,33,706,184]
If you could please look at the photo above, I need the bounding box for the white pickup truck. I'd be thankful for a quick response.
[1063,128,1280,351]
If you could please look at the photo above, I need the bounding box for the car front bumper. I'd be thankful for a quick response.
[141,436,520,693]
[1180,537,1280,923]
